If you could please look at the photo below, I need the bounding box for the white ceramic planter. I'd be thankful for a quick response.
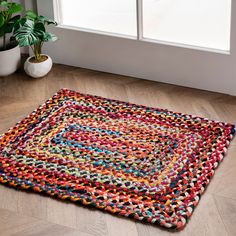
[24,54,53,78]
[0,45,21,77]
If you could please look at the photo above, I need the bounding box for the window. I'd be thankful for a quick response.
[59,0,137,36]
[142,0,231,51]
[58,0,231,51]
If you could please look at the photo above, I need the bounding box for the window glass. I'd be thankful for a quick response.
[142,0,231,51]
[60,0,137,37]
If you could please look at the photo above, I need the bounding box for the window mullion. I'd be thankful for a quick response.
[136,0,143,40]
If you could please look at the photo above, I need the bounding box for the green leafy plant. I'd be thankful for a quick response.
[0,0,23,51]
[14,10,58,62]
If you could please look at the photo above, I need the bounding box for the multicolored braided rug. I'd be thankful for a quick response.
[0,89,235,229]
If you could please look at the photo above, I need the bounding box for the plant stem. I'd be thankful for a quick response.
[3,34,6,50]
[33,42,42,61]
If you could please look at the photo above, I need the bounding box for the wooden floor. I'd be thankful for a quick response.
[0,64,236,236]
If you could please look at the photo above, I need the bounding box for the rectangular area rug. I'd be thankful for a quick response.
[0,89,235,230]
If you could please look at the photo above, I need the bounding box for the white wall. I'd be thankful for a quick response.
[23,0,37,11]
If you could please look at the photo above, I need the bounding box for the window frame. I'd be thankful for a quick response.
[38,0,231,55]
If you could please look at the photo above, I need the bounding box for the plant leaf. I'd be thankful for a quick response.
[0,1,8,8]
[26,10,37,20]
[35,22,45,32]
[9,15,21,23]
[42,32,58,42]
[13,18,26,33]
[14,19,40,47]
[4,15,21,33]
[0,14,4,28]
[14,13,58,48]
[8,3,23,14]
[37,15,57,26]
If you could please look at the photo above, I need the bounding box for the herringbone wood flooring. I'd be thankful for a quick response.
[0,64,236,236]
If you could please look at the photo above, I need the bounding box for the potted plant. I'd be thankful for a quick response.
[14,10,57,78]
[0,0,23,76]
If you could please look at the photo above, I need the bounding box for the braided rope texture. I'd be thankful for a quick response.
[0,89,235,230]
